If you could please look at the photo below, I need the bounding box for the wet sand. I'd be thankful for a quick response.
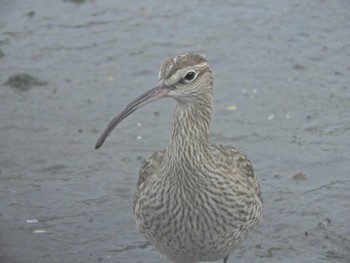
[0,0,349,262]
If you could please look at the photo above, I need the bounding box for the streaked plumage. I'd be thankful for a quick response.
[96,53,263,263]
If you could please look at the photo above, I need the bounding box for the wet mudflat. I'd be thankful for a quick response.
[0,0,349,262]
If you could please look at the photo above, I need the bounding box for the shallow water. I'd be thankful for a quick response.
[0,0,349,262]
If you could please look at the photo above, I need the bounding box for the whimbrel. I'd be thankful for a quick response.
[95,53,263,263]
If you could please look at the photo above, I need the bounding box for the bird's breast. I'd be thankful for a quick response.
[133,171,262,262]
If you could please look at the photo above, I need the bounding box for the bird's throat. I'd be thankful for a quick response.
[165,97,212,168]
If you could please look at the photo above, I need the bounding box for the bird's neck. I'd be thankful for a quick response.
[165,95,212,167]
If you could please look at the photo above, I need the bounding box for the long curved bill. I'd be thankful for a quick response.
[95,82,170,149]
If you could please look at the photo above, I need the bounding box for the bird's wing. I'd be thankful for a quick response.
[211,144,262,202]
[134,149,165,208]
[137,149,166,187]
[211,144,254,178]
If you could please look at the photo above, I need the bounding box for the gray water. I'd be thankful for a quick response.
[1,0,349,262]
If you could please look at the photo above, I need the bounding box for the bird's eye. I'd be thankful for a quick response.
[184,71,196,82]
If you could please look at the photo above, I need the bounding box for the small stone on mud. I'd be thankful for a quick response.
[318,218,332,229]
[226,105,237,111]
[318,221,326,229]
[26,11,36,17]
[267,114,275,121]
[5,73,47,91]
[64,0,86,3]
[292,172,307,180]
[26,218,39,223]
[293,64,306,70]
[325,217,331,224]
[33,229,46,234]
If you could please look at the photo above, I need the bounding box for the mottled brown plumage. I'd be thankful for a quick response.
[96,53,263,263]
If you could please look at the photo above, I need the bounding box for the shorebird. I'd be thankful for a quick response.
[95,53,263,263]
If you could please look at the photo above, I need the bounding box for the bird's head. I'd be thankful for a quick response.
[159,52,212,102]
[95,53,212,149]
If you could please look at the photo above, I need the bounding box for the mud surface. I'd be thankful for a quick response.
[1,1,349,262]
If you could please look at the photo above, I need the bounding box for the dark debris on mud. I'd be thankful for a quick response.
[4,73,47,91]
